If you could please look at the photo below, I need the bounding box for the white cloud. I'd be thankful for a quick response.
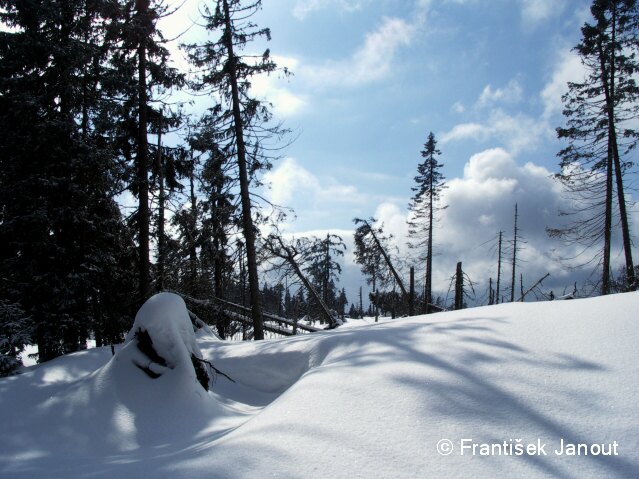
[476,79,523,108]
[364,149,586,302]
[261,158,396,235]
[273,152,634,305]
[436,149,578,293]
[441,122,485,142]
[462,147,521,182]
[264,158,368,208]
[251,78,306,117]
[520,0,566,25]
[440,109,553,154]
[541,49,586,119]
[301,17,415,88]
[442,78,552,153]
[249,56,306,117]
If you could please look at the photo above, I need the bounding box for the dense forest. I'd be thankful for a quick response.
[1,0,638,376]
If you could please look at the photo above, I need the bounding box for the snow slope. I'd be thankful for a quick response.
[1,293,638,478]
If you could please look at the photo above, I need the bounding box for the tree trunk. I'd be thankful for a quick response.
[270,237,340,328]
[363,219,408,299]
[597,11,636,291]
[496,231,502,304]
[409,266,415,316]
[372,270,378,322]
[426,157,434,313]
[136,0,151,303]
[454,262,463,310]
[156,110,165,291]
[602,137,614,295]
[489,277,494,305]
[510,204,518,302]
[222,0,264,339]
[611,134,636,289]
[189,160,198,290]
[323,234,330,306]
[518,273,550,302]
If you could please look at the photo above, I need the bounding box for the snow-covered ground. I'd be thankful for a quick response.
[1,292,638,478]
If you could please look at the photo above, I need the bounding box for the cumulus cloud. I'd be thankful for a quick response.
[301,17,415,88]
[363,149,592,303]
[263,158,366,208]
[275,152,634,306]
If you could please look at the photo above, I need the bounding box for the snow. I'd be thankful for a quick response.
[1,292,638,478]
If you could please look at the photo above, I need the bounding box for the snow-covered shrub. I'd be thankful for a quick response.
[122,292,212,390]
[0,300,31,376]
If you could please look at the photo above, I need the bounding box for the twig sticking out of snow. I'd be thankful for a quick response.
[192,356,236,384]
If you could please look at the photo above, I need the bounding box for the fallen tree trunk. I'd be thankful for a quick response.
[517,273,550,302]
[175,290,321,334]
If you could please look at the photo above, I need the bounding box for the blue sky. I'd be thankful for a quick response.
[163,0,639,304]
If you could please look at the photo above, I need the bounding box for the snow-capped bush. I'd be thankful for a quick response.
[122,292,211,389]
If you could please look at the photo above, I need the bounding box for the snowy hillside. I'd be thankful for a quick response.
[1,293,638,478]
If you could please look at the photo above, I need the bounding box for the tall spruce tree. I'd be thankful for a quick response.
[185,0,288,339]
[126,0,184,301]
[0,0,138,360]
[407,132,447,313]
[549,0,638,293]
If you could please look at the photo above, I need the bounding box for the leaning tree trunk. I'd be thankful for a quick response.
[289,258,339,328]
[222,0,264,339]
[269,237,341,328]
[363,220,408,299]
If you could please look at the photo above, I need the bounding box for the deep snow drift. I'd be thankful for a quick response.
[1,292,638,478]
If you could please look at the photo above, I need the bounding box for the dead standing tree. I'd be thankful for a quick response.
[445,261,475,310]
[454,262,463,310]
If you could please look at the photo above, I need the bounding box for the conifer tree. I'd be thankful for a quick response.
[407,132,447,313]
[353,219,390,320]
[306,234,346,312]
[550,0,638,293]
[185,0,288,339]
[0,0,138,360]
